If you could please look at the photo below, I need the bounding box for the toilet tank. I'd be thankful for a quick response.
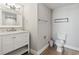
[57,32,66,40]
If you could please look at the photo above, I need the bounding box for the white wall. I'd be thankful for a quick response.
[23,3,52,53]
[23,3,38,51]
[37,4,52,51]
[52,4,79,50]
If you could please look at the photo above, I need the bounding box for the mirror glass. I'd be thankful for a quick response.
[0,3,23,27]
[2,11,17,25]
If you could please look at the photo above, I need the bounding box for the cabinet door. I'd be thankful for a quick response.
[2,35,14,54]
[14,33,29,49]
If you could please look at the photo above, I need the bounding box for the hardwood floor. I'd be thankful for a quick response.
[41,46,79,55]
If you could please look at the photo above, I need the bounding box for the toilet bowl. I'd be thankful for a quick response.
[55,40,64,52]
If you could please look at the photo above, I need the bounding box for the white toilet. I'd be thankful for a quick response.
[55,33,66,52]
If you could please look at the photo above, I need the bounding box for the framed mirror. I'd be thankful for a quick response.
[0,3,23,28]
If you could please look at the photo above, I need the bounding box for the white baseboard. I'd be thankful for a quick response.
[31,44,49,55]
[37,44,49,55]
[31,49,37,55]
[64,45,79,51]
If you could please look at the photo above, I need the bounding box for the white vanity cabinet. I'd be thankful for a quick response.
[0,31,29,55]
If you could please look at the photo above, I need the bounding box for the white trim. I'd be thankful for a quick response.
[31,44,49,55]
[37,44,49,55]
[64,45,79,51]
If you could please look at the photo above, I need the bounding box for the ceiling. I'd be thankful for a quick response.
[44,3,76,9]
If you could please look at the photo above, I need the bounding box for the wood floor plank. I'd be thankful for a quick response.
[41,46,79,55]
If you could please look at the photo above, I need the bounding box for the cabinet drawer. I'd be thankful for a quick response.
[14,33,29,42]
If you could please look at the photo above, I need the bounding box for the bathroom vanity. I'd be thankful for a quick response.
[0,31,30,55]
[0,4,29,55]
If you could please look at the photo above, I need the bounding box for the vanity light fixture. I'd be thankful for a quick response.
[0,3,22,10]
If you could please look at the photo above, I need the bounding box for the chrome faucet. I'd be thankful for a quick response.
[7,28,16,32]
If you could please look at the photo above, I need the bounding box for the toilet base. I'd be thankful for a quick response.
[57,47,63,52]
